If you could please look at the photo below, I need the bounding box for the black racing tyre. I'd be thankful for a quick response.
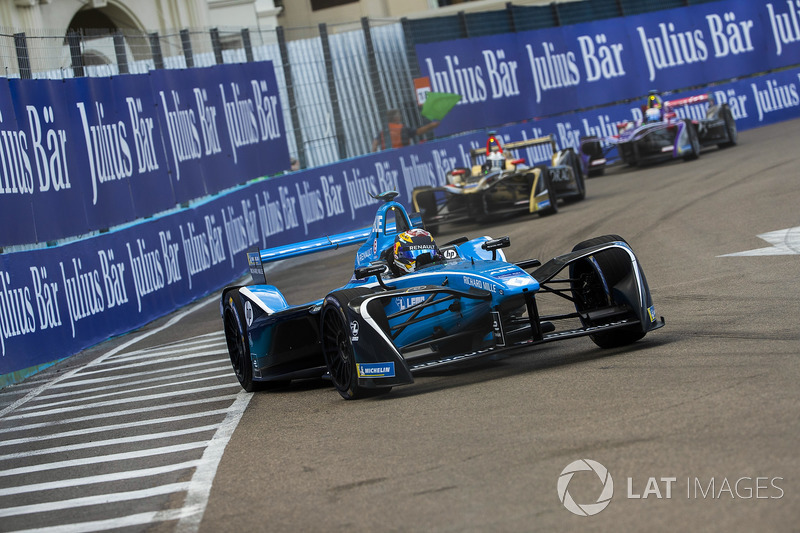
[321,288,391,400]
[562,150,586,203]
[569,235,646,349]
[414,188,439,235]
[580,138,605,177]
[682,120,700,161]
[223,290,274,392]
[588,164,605,178]
[718,105,738,148]
[535,167,558,217]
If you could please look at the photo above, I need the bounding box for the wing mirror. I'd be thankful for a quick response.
[354,262,392,290]
[481,236,510,260]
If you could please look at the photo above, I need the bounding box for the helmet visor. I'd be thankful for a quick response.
[395,244,436,273]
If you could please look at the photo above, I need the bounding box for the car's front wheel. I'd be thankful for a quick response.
[224,291,259,391]
[321,288,391,400]
[569,235,646,349]
[533,167,558,217]
[682,120,700,161]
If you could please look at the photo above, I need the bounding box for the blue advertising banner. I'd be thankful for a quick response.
[417,0,800,137]
[65,76,139,229]
[0,60,289,248]
[110,74,177,217]
[7,79,93,242]
[1,64,798,383]
[0,81,38,244]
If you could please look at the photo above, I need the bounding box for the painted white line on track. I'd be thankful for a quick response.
[38,366,230,399]
[0,394,239,426]
[50,360,225,388]
[0,425,219,461]
[6,505,205,533]
[24,374,234,410]
[108,339,228,362]
[70,350,227,375]
[117,331,223,356]
[0,409,230,447]
[0,442,209,477]
[0,295,219,419]
[13,383,240,417]
[176,390,252,533]
[0,460,202,496]
[0,482,192,518]
[0,293,247,533]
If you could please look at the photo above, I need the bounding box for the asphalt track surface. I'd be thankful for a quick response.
[1,118,799,532]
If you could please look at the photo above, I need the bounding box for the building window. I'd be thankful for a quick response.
[310,0,358,10]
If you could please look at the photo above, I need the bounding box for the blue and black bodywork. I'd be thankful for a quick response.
[221,191,664,400]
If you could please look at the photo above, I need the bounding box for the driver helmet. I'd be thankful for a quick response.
[647,92,663,109]
[645,107,662,123]
[393,229,438,275]
[486,151,505,172]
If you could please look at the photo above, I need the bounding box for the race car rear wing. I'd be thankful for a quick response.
[246,210,425,282]
[664,93,711,110]
[469,134,557,159]
[258,226,372,265]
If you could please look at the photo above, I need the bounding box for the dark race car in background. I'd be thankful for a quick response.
[581,92,738,171]
[412,133,586,234]
[220,191,664,400]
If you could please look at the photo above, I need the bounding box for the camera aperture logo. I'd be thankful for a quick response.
[557,459,614,516]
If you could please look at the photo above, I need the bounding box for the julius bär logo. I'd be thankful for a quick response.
[557,459,614,516]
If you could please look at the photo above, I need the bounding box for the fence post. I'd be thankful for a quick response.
[362,17,387,151]
[551,2,562,26]
[277,25,306,168]
[614,0,625,16]
[210,28,224,64]
[506,2,517,33]
[149,32,164,69]
[458,11,470,38]
[319,23,346,160]
[67,31,84,78]
[400,18,420,80]
[114,31,129,74]
[181,29,194,68]
[14,33,31,79]
[241,28,254,63]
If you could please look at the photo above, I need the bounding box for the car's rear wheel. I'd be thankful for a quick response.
[562,150,586,203]
[718,105,738,148]
[580,137,605,177]
[569,235,646,349]
[321,288,391,400]
[535,167,558,217]
[414,188,439,235]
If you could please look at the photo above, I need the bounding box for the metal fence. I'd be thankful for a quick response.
[1,19,415,168]
[1,0,720,169]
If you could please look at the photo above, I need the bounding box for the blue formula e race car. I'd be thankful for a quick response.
[221,191,664,400]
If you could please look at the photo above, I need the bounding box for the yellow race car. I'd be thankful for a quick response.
[412,133,586,234]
